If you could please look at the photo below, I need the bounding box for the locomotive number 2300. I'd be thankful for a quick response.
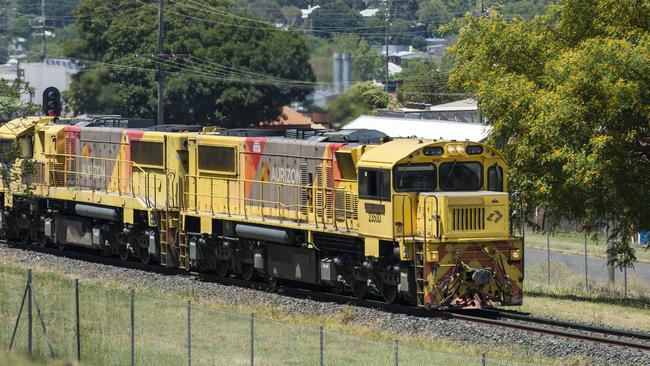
[368,213,383,223]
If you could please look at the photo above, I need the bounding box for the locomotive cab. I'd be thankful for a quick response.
[357,139,524,308]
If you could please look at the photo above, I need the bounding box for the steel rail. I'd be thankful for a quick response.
[4,241,650,352]
[443,311,650,351]
[458,308,650,341]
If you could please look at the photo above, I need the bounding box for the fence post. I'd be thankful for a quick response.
[584,235,588,290]
[623,253,627,298]
[482,352,486,366]
[250,313,254,366]
[75,279,81,362]
[188,300,192,366]
[28,269,33,356]
[9,272,30,351]
[130,289,135,366]
[393,340,398,366]
[319,325,324,366]
[318,325,325,366]
[546,232,551,284]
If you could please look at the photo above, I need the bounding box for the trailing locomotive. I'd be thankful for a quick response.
[0,116,523,309]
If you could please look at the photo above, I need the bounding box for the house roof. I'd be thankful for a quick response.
[359,8,379,17]
[344,115,491,141]
[430,98,478,112]
[271,106,312,126]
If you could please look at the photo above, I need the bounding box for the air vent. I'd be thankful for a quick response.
[452,207,485,231]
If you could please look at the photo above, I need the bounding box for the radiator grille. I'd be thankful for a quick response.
[452,207,485,231]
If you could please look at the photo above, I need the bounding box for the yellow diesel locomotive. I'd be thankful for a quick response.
[0,116,523,309]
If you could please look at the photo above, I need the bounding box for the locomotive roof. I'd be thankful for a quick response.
[359,138,502,165]
[0,116,52,139]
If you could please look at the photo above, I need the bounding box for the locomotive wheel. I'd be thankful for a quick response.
[100,244,111,257]
[351,280,368,299]
[118,246,129,262]
[19,229,32,245]
[241,263,256,282]
[37,232,49,248]
[215,260,230,277]
[381,283,399,304]
[139,247,151,265]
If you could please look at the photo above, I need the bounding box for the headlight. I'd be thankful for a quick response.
[446,144,465,155]
[510,249,522,261]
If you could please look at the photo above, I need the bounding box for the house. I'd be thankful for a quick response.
[359,8,379,17]
[345,115,491,142]
[0,58,81,105]
[301,5,320,19]
[379,99,481,124]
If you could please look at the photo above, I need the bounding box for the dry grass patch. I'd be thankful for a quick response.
[525,231,650,263]
[0,260,563,366]
[506,261,650,331]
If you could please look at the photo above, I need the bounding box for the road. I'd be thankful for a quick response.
[525,247,650,285]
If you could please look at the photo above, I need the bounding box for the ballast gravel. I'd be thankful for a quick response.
[1,243,648,365]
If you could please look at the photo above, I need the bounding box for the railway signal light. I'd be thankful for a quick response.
[42,87,61,117]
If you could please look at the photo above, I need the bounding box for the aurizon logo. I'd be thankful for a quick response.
[259,162,270,181]
[81,142,92,160]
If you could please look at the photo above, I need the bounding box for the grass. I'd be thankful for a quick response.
[0,352,75,366]
[505,260,650,331]
[525,231,650,263]
[0,261,566,366]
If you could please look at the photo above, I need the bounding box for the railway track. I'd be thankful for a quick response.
[445,310,650,351]
[6,242,650,352]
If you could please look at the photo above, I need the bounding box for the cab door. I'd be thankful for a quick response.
[357,167,393,244]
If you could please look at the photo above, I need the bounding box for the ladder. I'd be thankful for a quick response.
[158,210,188,269]
[158,211,170,267]
[414,241,426,307]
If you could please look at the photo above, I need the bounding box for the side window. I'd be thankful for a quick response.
[198,145,236,173]
[359,168,391,200]
[487,164,504,192]
[131,141,164,167]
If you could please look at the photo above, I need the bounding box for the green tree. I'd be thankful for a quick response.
[446,0,650,269]
[249,0,286,23]
[0,79,38,120]
[310,1,362,38]
[327,81,390,124]
[417,0,452,33]
[280,5,302,26]
[397,59,452,105]
[64,0,315,128]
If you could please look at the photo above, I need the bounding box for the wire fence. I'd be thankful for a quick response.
[525,231,650,298]
[0,267,552,366]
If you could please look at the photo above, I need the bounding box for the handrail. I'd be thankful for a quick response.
[423,194,440,242]
[510,190,525,239]
[391,193,415,244]
[180,174,357,230]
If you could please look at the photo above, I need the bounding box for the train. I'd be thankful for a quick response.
[0,116,524,309]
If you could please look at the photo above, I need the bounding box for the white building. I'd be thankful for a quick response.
[0,58,81,105]
[359,8,379,17]
[345,115,491,142]
[301,5,320,19]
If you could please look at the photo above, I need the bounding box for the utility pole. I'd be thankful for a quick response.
[384,2,389,92]
[41,0,46,56]
[157,0,164,125]
[151,0,188,125]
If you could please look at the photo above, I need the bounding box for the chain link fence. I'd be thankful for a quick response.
[0,267,554,366]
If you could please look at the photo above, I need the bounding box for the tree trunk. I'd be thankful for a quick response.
[606,225,615,284]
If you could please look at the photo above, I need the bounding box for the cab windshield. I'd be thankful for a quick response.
[439,162,482,191]
[393,164,436,192]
